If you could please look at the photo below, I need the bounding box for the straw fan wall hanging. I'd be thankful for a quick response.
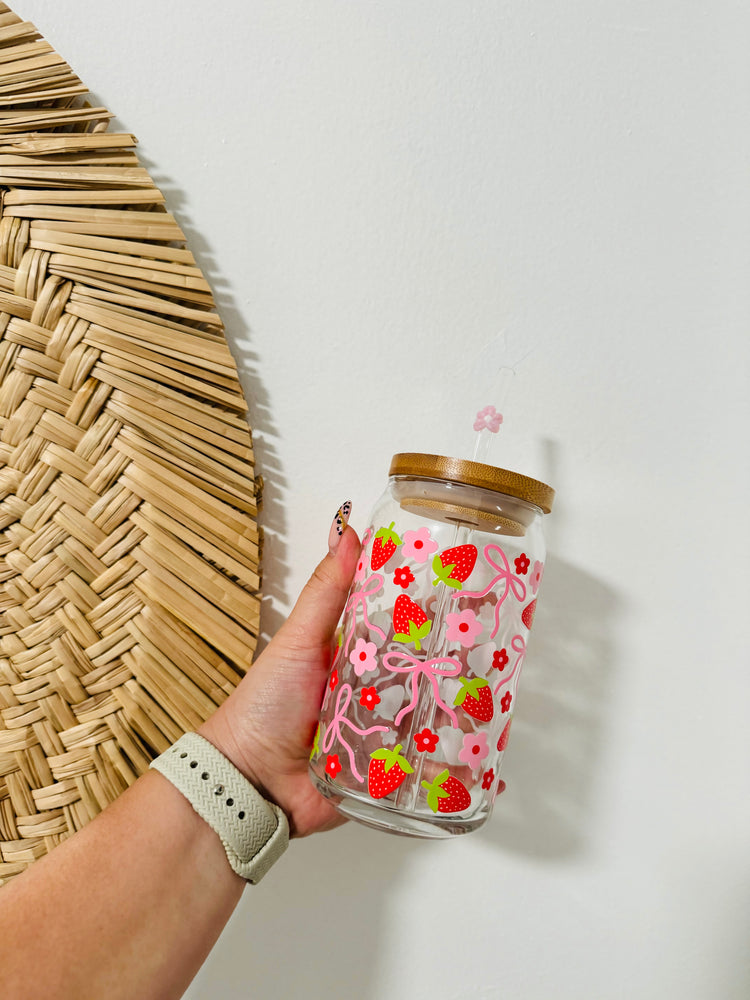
[0,6,261,884]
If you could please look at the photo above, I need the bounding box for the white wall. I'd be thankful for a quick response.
[14,3,749,998]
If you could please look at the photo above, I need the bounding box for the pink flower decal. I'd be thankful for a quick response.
[458,731,489,770]
[514,553,530,575]
[393,565,415,589]
[359,686,380,711]
[501,691,513,713]
[401,527,438,564]
[473,405,503,433]
[492,648,509,671]
[413,728,439,753]
[329,669,339,691]
[482,768,495,790]
[349,637,378,677]
[529,560,544,594]
[445,609,483,648]
[325,753,342,779]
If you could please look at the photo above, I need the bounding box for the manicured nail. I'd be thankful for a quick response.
[328,501,352,554]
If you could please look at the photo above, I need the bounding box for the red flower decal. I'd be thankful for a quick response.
[482,768,495,790]
[514,553,530,574]
[359,686,381,711]
[329,669,339,691]
[413,728,439,753]
[325,754,342,778]
[393,566,415,589]
[492,648,509,671]
[500,691,513,713]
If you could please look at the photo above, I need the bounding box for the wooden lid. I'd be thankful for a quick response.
[389,453,555,514]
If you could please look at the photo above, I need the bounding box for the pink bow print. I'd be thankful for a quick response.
[460,543,527,639]
[492,633,526,696]
[321,683,389,783]
[382,650,463,728]
[343,573,386,656]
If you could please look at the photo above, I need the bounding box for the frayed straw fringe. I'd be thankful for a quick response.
[0,4,260,884]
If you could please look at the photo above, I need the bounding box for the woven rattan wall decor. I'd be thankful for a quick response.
[0,6,261,884]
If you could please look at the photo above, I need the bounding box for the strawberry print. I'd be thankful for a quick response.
[432,544,478,590]
[392,594,432,651]
[521,599,537,630]
[370,522,402,571]
[421,769,472,814]
[367,744,414,798]
[453,675,494,722]
[497,718,512,751]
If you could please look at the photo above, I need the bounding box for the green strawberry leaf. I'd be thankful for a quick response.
[309,724,321,760]
[375,521,402,547]
[454,676,490,706]
[409,619,432,652]
[421,770,451,813]
[432,555,463,590]
[372,744,414,774]
[392,757,414,775]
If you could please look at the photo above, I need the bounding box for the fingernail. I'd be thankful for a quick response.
[328,501,352,554]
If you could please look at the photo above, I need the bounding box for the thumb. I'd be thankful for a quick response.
[280,516,361,652]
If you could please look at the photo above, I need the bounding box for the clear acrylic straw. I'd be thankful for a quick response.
[471,366,515,464]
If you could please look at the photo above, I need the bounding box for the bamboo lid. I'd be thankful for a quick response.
[389,453,555,514]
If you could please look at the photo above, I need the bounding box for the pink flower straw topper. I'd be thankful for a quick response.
[470,365,515,463]
[473,405,503,433]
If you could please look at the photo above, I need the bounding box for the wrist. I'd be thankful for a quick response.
[150,732,289,884]
[197,708,279,814]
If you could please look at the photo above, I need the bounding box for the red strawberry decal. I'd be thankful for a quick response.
[370,522,401,570]
[432,544,478,590]
[497,718,512,751]
[421,769,471,814]
[367,744,414,798]
[453,675,494,722]
[392,594,432,651]
[521,599,537,630]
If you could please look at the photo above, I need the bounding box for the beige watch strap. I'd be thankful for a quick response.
[150,732,289,884]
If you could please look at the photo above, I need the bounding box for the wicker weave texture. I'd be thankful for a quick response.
[0,6,260,884]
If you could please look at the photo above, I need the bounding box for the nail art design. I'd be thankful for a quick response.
[328,501,352,553]
[333,501,352,537]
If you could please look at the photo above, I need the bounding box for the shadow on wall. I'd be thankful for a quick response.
[479,434,619,860]
[480,554,619,860]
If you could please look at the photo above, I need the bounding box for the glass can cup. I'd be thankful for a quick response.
[309,453,554,838]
